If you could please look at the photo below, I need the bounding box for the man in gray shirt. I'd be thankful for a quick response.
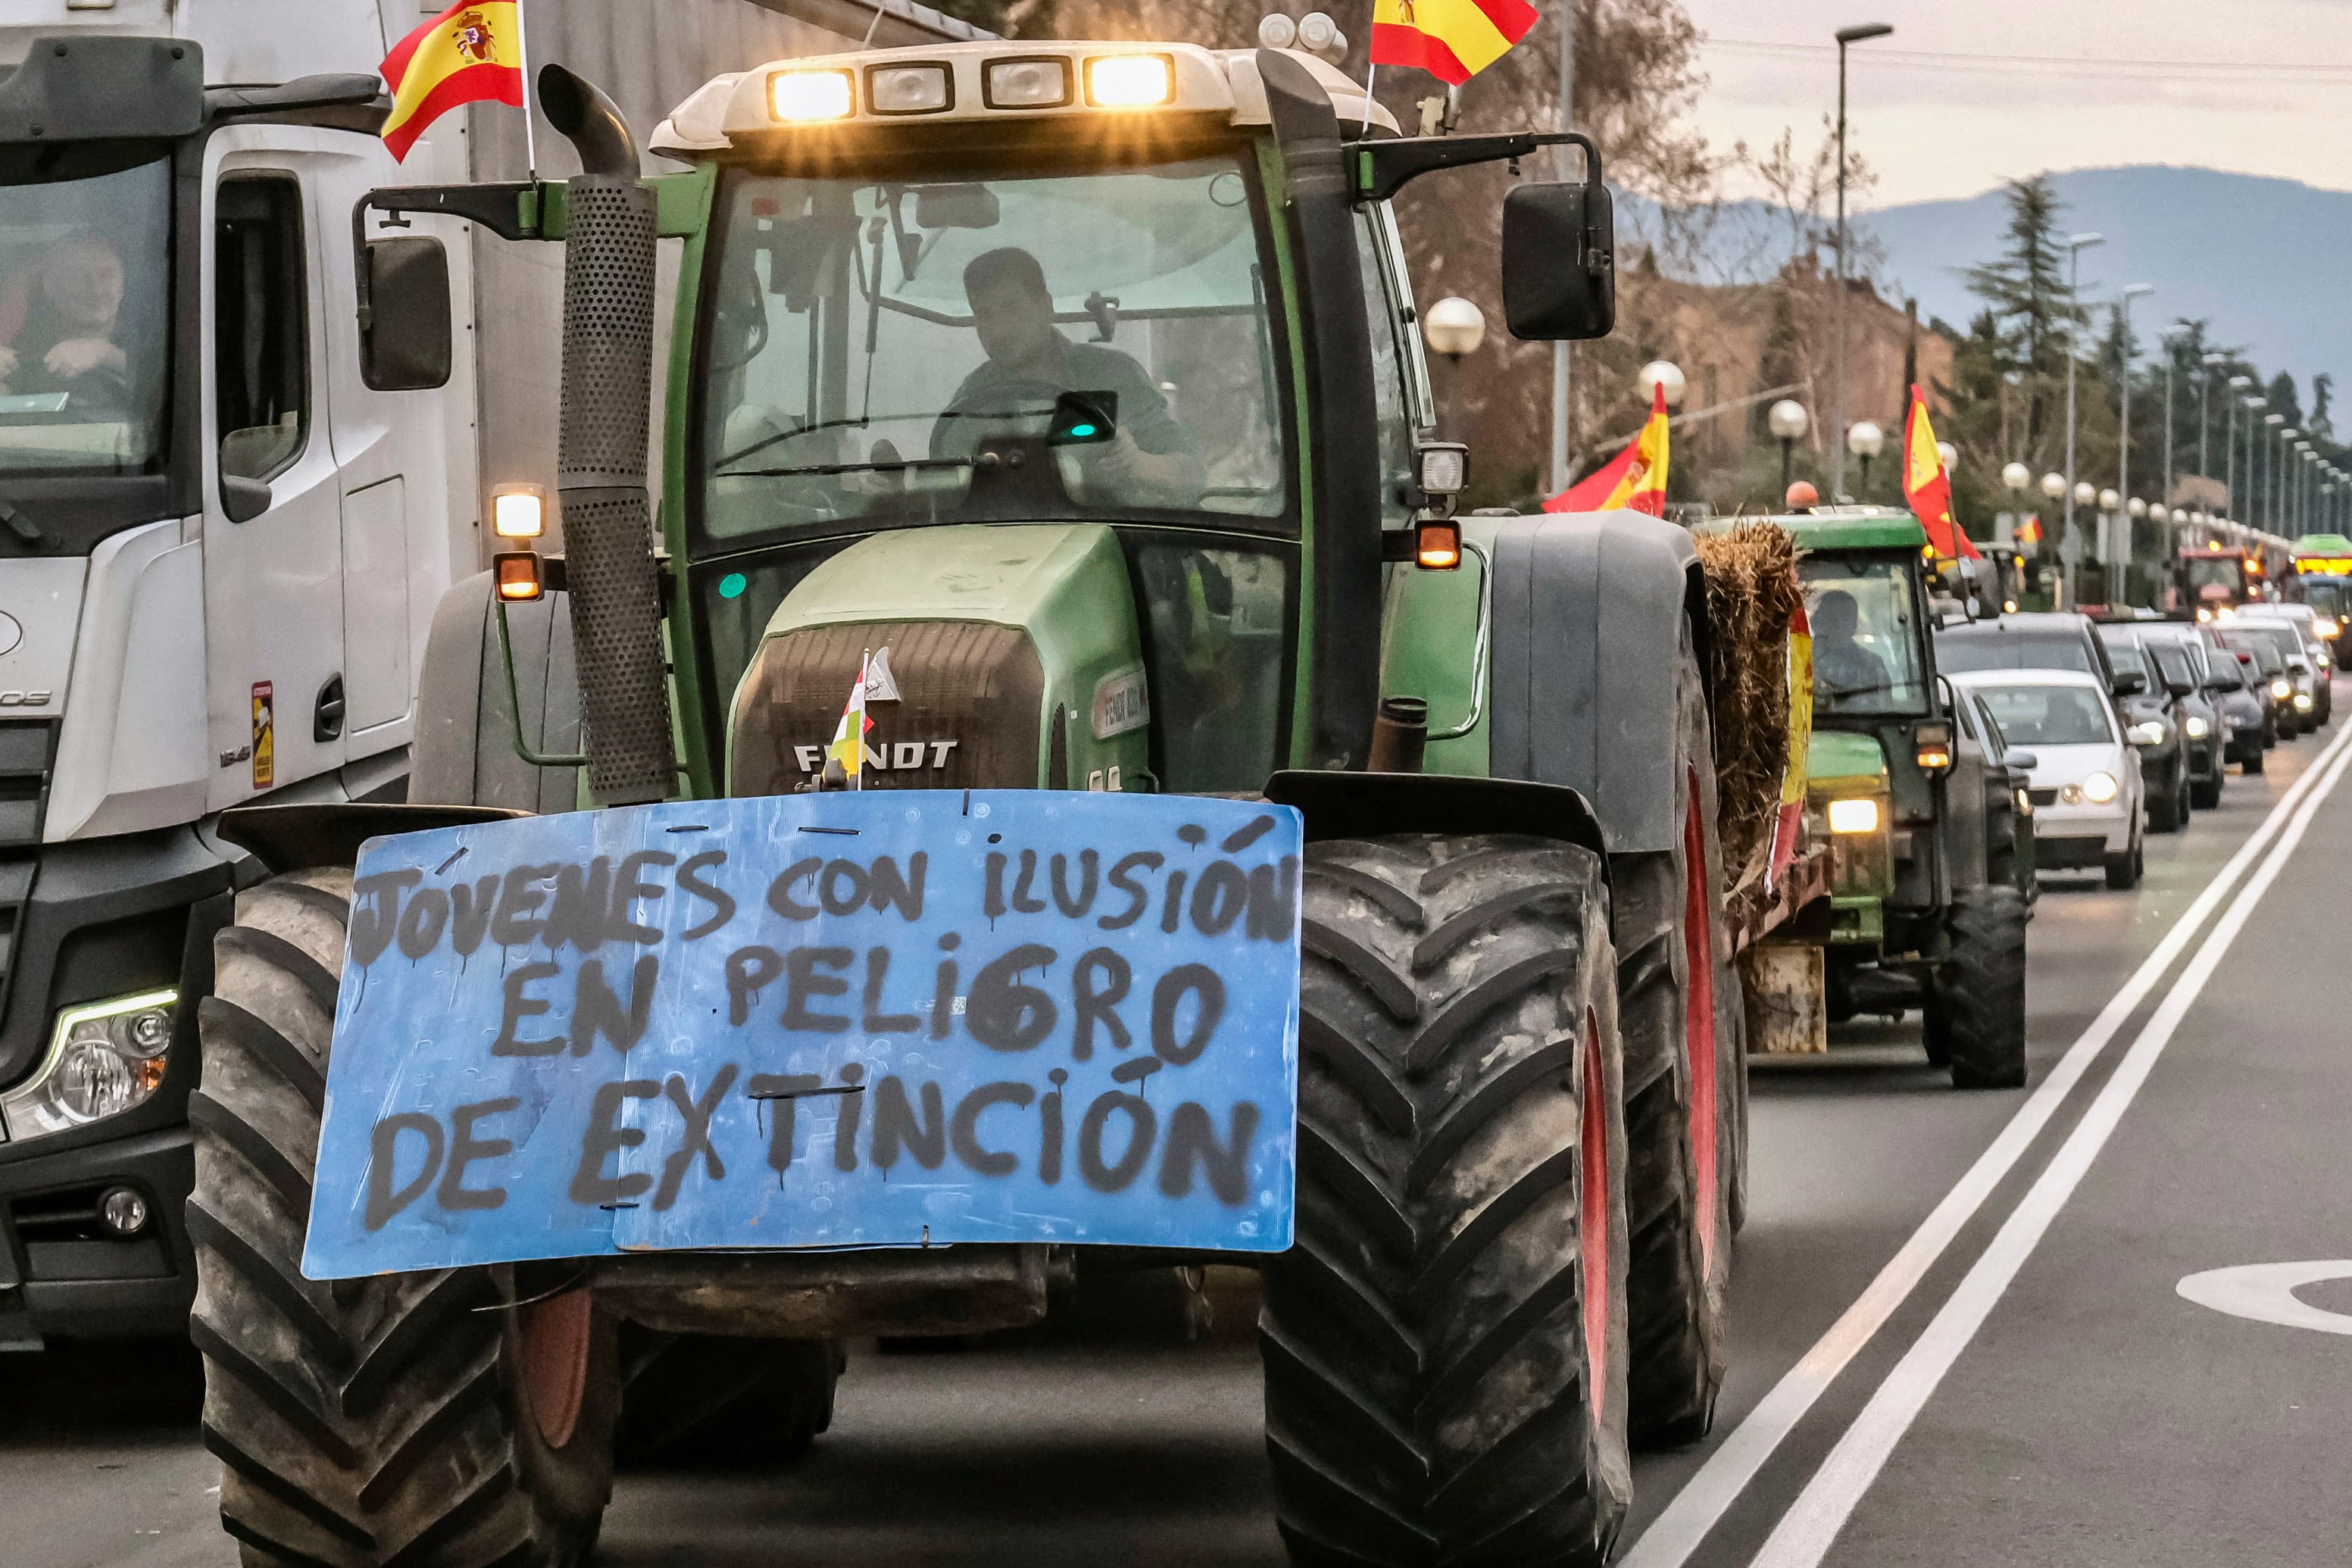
[933,246,1204,504]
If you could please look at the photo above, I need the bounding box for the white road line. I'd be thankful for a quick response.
[1621,716,2352,1568]
[1748,729,2352,1568]
[2177,1260,2352,1337]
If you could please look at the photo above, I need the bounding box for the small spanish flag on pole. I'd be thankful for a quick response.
[1370,0,1542,86]
[380,1,529,163]
[1544,383,1670,515]
[1901,385,1982,561]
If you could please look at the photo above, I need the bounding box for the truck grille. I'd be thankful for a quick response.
[729,620,1045,796]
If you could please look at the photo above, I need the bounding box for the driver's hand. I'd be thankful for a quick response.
[1089,429,1154,494]
[45,338,123,380]
[0,345,19,383]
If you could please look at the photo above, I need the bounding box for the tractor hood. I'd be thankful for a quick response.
[726,524,1151,796]
[1807,726,1888,791]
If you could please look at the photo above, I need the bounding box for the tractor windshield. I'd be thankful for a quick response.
[696,150,1286,545]
[0,150,170,476]
[2181,555,2247,600]
[1800,556,1929,716]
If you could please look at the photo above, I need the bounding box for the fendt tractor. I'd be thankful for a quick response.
[0,6,479,1355]
[1731,508,2032,1089]
[187,37,1810,1568]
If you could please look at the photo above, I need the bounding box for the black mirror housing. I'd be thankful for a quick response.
[2112,669,2147,696]
[220,473,271,523]
[361,236,452,391]
[1501,181,1614,342]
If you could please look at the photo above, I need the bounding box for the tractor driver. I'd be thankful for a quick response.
[1813,588,1892,702]
[934,246,1204,504]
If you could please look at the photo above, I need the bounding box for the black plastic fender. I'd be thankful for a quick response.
[217,801,524,876]
[1264,770,1608,872]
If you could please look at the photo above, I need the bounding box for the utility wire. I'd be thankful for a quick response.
[1704,37,2352,86]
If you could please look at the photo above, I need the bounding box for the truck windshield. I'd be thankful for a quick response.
[698,151,1285,544]
[1801,557,1927,715]
[0,151,169,475]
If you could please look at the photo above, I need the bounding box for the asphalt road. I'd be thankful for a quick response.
[6,705,2350,1567]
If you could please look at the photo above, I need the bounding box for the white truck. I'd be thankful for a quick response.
[0,0,479,1351]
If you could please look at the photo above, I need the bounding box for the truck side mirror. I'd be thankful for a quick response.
[220,473,271,523]
[1501,181,1614,342]
[361,236,452,391]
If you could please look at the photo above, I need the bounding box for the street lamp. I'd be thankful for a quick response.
[1830,20,1895,501]
[1769,398,1810,493]
[2116,283,2154,592]
[1424,296,1487,360]
[1848,419,1885,492]
[2229,379,2254,515]
[1639,360,1688,408]
[2201,351,2227,479]
[2266,414,2288,529]
[2063,232,2104,605]
[2041,470,2067,503]
[2003,461,2031,548]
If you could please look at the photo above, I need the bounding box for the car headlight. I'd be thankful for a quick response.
[1827,797,1882,834]
[2127,720,2169,746]
[0,989,179,1142]
[2317,617,2339,638]
[2082,771,2120,804]
[2294,692,2314,711]
[2185,715,2210,739]
[2272,678,2293,700]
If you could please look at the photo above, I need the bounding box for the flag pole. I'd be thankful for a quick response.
[1362,61,1378,134]
[514,0,539,180]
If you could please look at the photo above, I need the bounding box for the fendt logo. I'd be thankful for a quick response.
[793,739,959,774]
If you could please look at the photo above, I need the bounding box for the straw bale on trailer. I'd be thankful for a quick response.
[1695,521,1804,898]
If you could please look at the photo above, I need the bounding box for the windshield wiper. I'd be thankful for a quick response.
[0,501,47,547]
[711,405,1061,475]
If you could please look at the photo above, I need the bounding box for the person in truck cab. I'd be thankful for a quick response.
[935,245,1205,504]
[0,231,134,401]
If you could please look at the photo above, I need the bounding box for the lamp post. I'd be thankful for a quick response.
[1769,398,1810,495]
[2003,460,2030,549]
[1829,21,1894,502]
[2063,232,2104,605]
[2117,284,2153,586]
[2268,417,2289,529]
[2041,468,2066,601]
[2201,351,2227,478]
[2229,380,2254,514]
[1848,419,1885,493]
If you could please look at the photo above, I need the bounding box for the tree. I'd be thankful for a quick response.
[1960,175,2082,456]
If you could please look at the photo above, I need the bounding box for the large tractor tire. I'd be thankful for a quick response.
[1932,885,2029,1091]
[191,868,616,1567]
[1610,636,1739,1448]
[616,1329,840,1466]
[1265,833,1631,1568]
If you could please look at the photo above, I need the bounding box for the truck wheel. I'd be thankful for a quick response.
[1266,834,1630,1567]
[1611,639,1737,1448]
[191,868,614,1567]
[616,1329,839,1465]
[1936,885,2029,1090]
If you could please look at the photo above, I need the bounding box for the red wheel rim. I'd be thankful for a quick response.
[519,1288,592,1449]
[1682,773,1720,1276]
[1579,1012,1610,1424]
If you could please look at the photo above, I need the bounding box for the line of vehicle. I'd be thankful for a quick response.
[1747,718,2352,1567]
[1620,715,2352,1568]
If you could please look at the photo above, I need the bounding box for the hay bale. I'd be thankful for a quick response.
[1694,522,1804,896]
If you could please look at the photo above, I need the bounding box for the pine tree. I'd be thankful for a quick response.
[1961,175,2084,453]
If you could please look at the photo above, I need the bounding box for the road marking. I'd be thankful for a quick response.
[1748,726,2352,1568]
[2178,1261,2352,1336]
[1620,715,2352,1568]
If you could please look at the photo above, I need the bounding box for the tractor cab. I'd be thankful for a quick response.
[2178,544,2266,617]
[2288,533,2352,641]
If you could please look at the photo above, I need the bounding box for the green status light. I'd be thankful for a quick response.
[719,572,748,600]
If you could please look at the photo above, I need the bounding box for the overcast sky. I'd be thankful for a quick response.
[1676,0,2352,208]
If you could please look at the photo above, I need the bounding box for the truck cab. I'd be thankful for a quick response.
[0,8,475,1350]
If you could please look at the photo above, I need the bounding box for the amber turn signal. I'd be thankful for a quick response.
[495,551,545,602]
[1914,720,1954,772]
[1415,518,1462,570]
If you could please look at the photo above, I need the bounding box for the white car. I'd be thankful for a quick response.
[1953,668,2145,890]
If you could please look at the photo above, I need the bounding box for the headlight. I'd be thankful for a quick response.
[2272,678,2293,700]
[769,68,855,122]
[2185,715,2210,739]
[2082,771,2120,804]
[2317,617,2339,638]
[2294,692,2314,711]
[1827,797,1882,834]
[2128,720,2169,746]
[0,989,179,1142]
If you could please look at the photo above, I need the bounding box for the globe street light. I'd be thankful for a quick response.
[1829,21,1895,501]
[1848,418,1886,492]
[2003,461,2031,551]
[1639,360,1687,409]
[2041,470,2067,502]
[1769,398,1810,493]
[2063,232,2104,604]
[1423,296,1487,360]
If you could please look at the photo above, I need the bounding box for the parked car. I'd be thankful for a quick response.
[1954,668,2144,889]
[2093,626,2196,831]
[2132,622,2233,805]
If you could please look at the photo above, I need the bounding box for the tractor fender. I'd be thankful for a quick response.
[1485,509,1710,856]
[1263,770,1608,873]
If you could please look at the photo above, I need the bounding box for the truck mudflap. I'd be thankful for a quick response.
[298,792,1305,1281]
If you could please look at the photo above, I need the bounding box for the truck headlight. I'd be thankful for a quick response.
[2082,771,2120,804]
[0,989,179,1142]
[2185,715,2210,739]
[1827,797,1882,834]
[2128,720,2169,746]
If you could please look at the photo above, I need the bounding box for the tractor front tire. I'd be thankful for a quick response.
[192,868,616,1568]
[1935,885,2029,1091]
[1266,833,1631,1568]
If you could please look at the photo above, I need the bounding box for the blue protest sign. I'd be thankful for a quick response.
[301,792,1301,1279]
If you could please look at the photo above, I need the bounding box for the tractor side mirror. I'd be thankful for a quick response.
[360,236,452,391]
[1501,181,1614,342]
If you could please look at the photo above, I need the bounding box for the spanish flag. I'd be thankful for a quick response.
[380,1,526,162]
[1370,0,1541,86]
[2015,513,2044,549]
[1545,383,1670,515]
[1903,386,1981,561]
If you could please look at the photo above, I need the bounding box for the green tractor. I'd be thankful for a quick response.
[1739,507,2032,1088]
[186,43,1773,1566]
